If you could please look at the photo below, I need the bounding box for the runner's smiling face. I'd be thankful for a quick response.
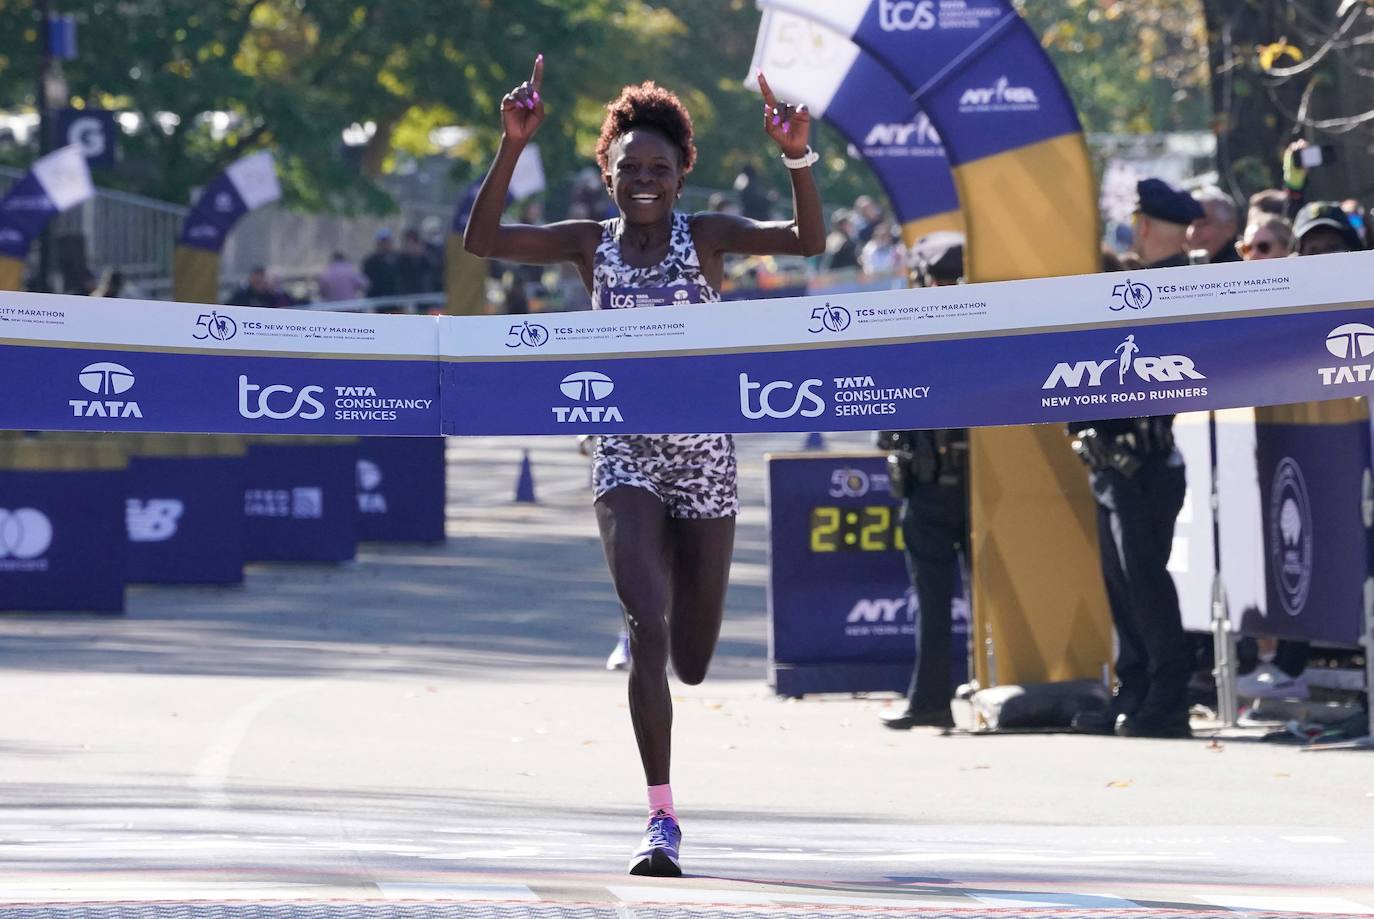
[604,129,684,226]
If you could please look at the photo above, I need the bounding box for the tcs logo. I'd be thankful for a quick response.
[739,373,825,420]
[879,0,936,31]
[237,376,326,421]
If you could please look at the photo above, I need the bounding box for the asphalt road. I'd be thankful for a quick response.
[0,433,1370,916]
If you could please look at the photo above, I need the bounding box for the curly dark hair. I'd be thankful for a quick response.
[595,81,697,175]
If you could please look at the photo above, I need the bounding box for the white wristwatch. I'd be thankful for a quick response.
[781,146,819,170]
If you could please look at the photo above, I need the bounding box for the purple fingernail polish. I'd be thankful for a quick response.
[532,91,540,103]
[772,116,780,126]
[783,124,791,134]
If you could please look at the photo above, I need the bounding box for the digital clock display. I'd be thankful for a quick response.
[809,505,905,552]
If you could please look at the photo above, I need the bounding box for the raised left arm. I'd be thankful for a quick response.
[699,73,826,259]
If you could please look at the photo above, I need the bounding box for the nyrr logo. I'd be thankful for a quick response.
[126,499,184,542]
[878,0,935,31]
[739,373,826,420]
[1042,335,1205,390]
[1269,457,1313,616]
[238,376,325,420]
[958,77,1040,112]
[357,459,388,514]
[863,115,941,148]
[808,303,851,334]
[1110,279,1152,311]
[1318,322,1374,385]
[553,371,623,424]
[71,361,143,418]
[847,594,915,624]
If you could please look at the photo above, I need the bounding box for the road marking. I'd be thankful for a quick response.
[377,883,539,901]
[189,685,312,808]
[972,892,1139,908]
[608,886,968,908]
[1199,895,1374,914]
[1280,835,1346,844]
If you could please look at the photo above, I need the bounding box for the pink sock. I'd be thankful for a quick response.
[648,783,676,820]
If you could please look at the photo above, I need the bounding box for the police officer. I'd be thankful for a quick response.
[1067,415,1190,737]
[879,233,968,730]
[1131,178,1204,269]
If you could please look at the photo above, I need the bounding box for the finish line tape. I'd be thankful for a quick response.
[2,252,1372,437]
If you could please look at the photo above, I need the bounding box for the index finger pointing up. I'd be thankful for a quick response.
[531,54,544,91]
[757,71,778,107]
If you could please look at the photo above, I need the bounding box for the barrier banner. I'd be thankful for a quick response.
[767,453,969,696]
[0,293,439,436]
[243,441,357,563]
[126,455,246,585]
[439,254,1374,436]
[1255,419,1369,646]
[354,437,447,542]
[4,254,1374,437]
[0,468,125,612]
[746,9,962,242]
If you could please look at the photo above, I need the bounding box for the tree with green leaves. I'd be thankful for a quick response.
[0,0,884,214]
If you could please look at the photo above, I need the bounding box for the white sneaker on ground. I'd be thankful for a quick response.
[606,631,631,671]
[1236,663,1309,701]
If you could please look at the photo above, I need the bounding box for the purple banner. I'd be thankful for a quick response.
[177,172,249,253]
[0,173,57,259]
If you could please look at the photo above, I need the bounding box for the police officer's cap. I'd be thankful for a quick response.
[1136,178,1204,226]
[911,231,964,281]
[1293,201,1363,250]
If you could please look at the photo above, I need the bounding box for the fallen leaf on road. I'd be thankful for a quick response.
[1107,780,1134,788]
[1207,739,1224,752]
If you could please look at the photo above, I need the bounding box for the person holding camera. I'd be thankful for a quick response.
[878,233,969,731]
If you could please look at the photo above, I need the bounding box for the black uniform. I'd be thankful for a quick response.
[1068,416,1190,737]
[878,429,969,728]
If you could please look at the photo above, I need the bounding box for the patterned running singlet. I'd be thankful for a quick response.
[589,212,739,519]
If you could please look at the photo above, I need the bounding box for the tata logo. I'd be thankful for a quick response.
[739,373,825,420]
[71,361,144,418]
[864,115,940,148]
[878,0,935,31]
[357,459,387,514]
[126,499,184,543]
[1269,458,1313,616]
[194,310,238,341]
[553,371,623,424]
[0,508,52,566]
[959,77,1040,111]
[808,303,851,334]
[214,192,236,213]
[1110,279,1152,311]
[237,375,326,420]
[1319,322,1374,385]
[1042,335,1204,390]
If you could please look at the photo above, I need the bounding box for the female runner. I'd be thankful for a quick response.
[465,55,824,876]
